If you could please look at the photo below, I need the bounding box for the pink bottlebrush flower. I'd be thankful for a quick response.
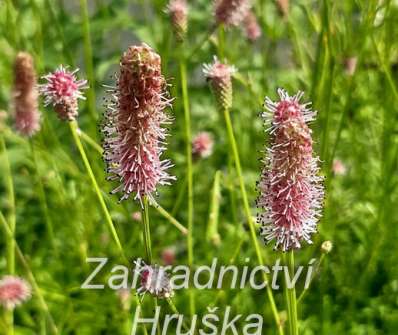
[214,0,252,27]
[243,11,261,41]
[0,276,31,309]
[166,0,188,41]
[332,159,347,176]
[276,0,289,17]
[192,132,214,159]
[39,66,88,121]
[13,52,40,137]
[135,260,173,298]
[257,89,324,251]
[203,56,236,110]
[131,211,142,222]
[161,247,176,265]
[344,57,357,76]
[103,44,175,204]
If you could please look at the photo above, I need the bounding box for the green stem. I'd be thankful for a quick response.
[284,251,299,335]
[179,57,195,316]
[297,254,326,303]
[141,196,152,263]
[78,128,103,154]
[79,0,97,123]
[0,135,15,335]
[0,211,59,334]
[69,121,125,259]
[222,108,283,335]
[155,205,188,235]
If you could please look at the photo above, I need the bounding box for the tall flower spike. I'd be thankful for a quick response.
[102,44,175,205]
[39,66,88,121]
[257,89,324,251]
[203,56,236,110]
[0,276,31,309]
[166,0,188,41]
[214,0,252,27]
[13,52,40,137]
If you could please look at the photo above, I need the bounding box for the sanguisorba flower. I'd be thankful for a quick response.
[135,260,174,298]
[166,0,188,41]
[102,44,174,204]
[39,66,88,121]
[13,52,40,137]
[214,0,252,27]
[192,132,214,159]
[257,89,324,251]
[0,276,31,309]
[243,10,261,41]
[203,56,236,111]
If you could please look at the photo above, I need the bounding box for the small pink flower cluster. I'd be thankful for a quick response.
[214,0,252,27]
[166,0,188,41]
[0,275,31,310]
[203,56,236,110]
[257,89,324,251]
[39,66,88,121]
[192,132,214,159]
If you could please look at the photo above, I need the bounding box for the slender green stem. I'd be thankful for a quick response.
[0,211,59,334]
[141,196,152,263]
[79,0,97,123]
[284,251,299,335]
[222,108,283,335]
[179,57,195,316]
[0,135,15,335]
[155,204,188,235]
[69,121,125,259]
[78,128,103,154]
[166,298,191,332]
[297,254,326,303]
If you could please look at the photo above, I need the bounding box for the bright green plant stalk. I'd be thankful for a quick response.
[297,254,326,303]
[0,211,59,334]
[141,196,152,263]
[156,204,188,235]
[222,108,284,335]
[79,0,97,123]
[283,251,299,335]
[0,135,15,335]
[179,57,195,316]
[69,121,125,259]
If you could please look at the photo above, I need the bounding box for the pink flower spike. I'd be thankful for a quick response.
[257,89,324,251]
[13,52,40,137]
[166,0,188,41]
[39,66,88,121]
[203,56,236,110]
[102,44,175,205]
[192,132,214,159]
[214,0,252,27]
[243,11,261,41]
[0,276,31,309]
